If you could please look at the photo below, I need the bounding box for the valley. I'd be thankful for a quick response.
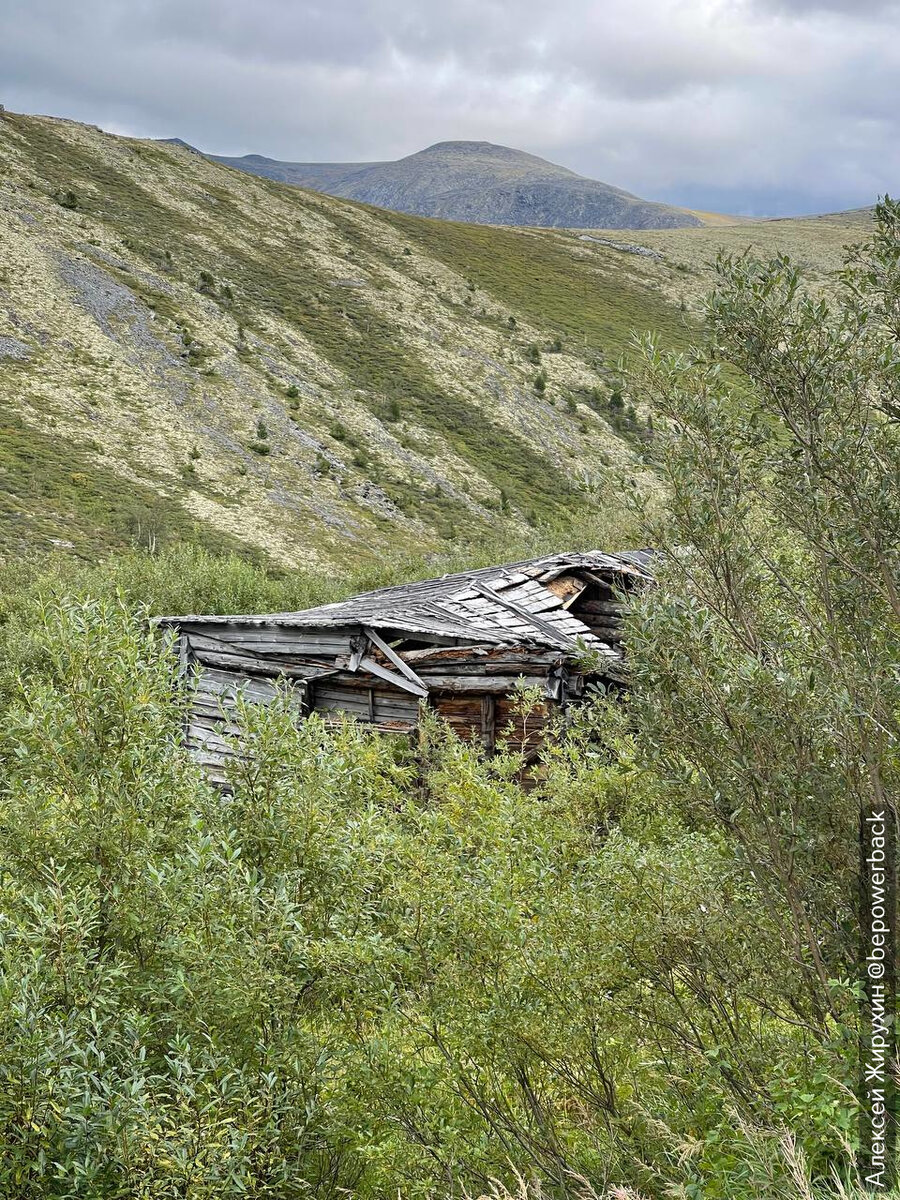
[0,111,869,568]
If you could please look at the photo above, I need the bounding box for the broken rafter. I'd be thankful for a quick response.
[363,626,429,691]
[359,655,428,699]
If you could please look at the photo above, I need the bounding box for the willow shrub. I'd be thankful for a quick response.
[0,595,858,1199]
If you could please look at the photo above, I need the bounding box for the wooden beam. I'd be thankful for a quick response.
[578,599,626,616]
[401,643,494,663]
[472,581,574,648]
[417,673,548,694]
[359,656,428,698]
[363,626,428,691]
[481,695,496,755]
[349,633,366,671]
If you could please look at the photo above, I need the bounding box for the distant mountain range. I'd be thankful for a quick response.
[164,138,702,230]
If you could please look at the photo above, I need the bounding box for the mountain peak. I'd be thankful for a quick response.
[206,139,700,230]
[418,140,522,155]
[411,140,569,172]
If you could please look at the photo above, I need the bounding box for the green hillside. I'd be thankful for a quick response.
[0,111,866,567]
[0,98,893,1199]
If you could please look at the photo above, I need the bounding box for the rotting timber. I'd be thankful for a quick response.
[157,550,653,784]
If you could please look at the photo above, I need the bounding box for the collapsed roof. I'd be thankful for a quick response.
[160,549,654,653]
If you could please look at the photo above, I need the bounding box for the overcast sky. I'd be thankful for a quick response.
[2,0,897,216]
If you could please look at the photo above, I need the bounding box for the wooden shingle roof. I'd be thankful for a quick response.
[159,550,653,655]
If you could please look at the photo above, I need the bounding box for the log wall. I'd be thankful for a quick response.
[177,622,428,782]
[171,605,626,784]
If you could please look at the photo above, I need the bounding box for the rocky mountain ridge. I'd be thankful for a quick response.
[200,139,702,230]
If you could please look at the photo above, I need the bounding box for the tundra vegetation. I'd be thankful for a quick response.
[0,202,897,1198]
[0,112,865,568]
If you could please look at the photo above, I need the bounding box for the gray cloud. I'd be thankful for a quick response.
[746,0,897,16]
[1,0,897,215]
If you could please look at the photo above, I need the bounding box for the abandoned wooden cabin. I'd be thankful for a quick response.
[158,549,653,782]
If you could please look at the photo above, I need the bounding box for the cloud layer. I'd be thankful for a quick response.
[2,0,898,215]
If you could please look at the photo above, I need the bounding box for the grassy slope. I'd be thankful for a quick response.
[576,211,871,300]
[0,111,867,568]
